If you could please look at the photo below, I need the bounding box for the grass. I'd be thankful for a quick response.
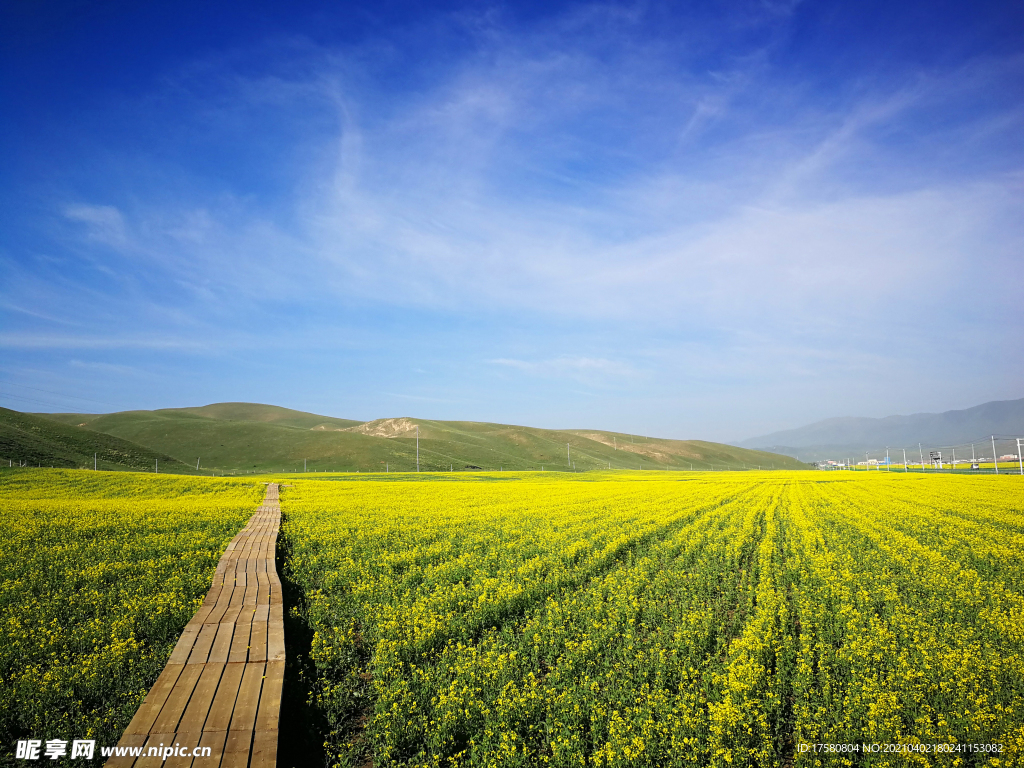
[27,403,809,474]
[1,407,193,473]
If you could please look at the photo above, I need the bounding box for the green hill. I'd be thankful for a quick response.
[29,404,808,473]
[1,407,194,472]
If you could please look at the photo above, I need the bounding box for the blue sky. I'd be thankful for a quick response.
[2,0,1022,441]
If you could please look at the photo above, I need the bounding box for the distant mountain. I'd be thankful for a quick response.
[23,402,810,473]
[738,398,1024,461]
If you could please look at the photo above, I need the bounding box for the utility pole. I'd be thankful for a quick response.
[94,453,97,471]
[992,435,999,474]
[951,448,955,471]
[918,444,924,471]
[156,459,158,474]
[304,458,306,472]
[197,457,201,470]
[885,447,889,471]
[903,448,907,473]
[417,426,420,472]
[972,444,976,463]
[567,443,570,466]
[1018,438,1023,476]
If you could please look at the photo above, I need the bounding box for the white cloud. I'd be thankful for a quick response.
[64,204,129,249]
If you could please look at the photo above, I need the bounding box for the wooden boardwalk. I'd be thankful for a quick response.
[106,484,284,767]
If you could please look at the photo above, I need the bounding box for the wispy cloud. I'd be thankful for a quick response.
[64,204,130,249]
[491,357,639,382]
[0,333,210,351]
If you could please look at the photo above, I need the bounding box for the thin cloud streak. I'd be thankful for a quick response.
[3,4,1022,437]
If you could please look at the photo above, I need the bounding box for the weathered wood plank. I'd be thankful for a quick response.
[255,662,284,733]
[151,664,204,734]
[249,730,278,768]
[249,622,268,663]
[203,662,246,733]
[186,624,217,665]
[229,663,266,732]
[208,623,234,664]
[176,663,225,733]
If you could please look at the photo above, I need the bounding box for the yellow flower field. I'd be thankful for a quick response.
[2,468,1021,767]
[0,469,264,755]
[279,470,1024,768]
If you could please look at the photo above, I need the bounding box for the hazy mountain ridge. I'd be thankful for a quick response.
[738,398,1024,460]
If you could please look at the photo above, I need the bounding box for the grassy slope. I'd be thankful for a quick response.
[43,402,362,431]
[1,407,194,472]
[32,404,809,473]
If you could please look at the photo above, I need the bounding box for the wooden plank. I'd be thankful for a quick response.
[249,622,268,663]
[203,662,246,733]
[206,587,239,625]
[267,616,285,662]
[229,663,266,732]
[228,622,252,663]
[190,729,227,766]
[186,623,217,665]
[188,603,215,627]
[208,623,234,664]
[255,662,285,733]
[249,730,278,768]
[150,664,204,734]
[159,733,202,768]
[243,579,259,605]
[102,733,147,768]
[226,584,246,608]
[176,663,225,733]
[123,664,185,735]
[253,604,270,624]
[131,731,177,768]
[167,626,201,666]
[218,603,244,626]
[220,730,255,768]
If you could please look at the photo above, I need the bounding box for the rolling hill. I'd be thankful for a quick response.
[25,403,808,473]
[1,407,193,472]
[738,397,1024,461]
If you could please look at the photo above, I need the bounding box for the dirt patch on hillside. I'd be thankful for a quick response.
[343,417,418,438]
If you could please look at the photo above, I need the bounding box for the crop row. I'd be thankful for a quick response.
[281,472,1024,768]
